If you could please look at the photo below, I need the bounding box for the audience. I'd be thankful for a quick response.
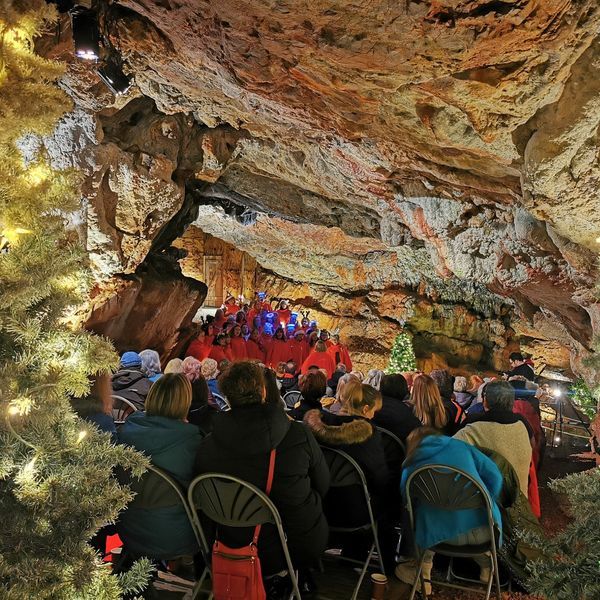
[106,297,546,595]
[112,351,152,410]
[195,361,329,594]
[117,374,202,560]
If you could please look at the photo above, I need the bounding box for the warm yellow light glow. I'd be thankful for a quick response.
[1,227,32,245]
[8,406,20,416]
[77,430,87,444]
[596,236,600,244]
[27,164,50,186]
[20,456,38,480]
[3,28,31,52]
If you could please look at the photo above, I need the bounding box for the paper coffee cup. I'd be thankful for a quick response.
[371,573,388,599]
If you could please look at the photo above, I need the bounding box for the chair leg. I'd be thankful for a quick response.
[351,542,375,600]
[372,524,386,575]
[492,550,502,600]
[407,553,425,600]
[288,569,302,600]
[446,557,453,583]
[191,567,209,599]
[483,554,494,600]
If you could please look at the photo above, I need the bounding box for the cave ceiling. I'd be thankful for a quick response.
[38,0,600,376]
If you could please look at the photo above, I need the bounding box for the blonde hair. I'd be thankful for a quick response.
[182,356,201,382]
[164,358,183,374]
[145,373,192,420]
[315,340,327,353]
[410,374,448,430]
[340,379,363,411]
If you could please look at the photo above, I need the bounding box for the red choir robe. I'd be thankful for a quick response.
[289,339,309,372]
[246,339,266,362]
[301,351,336,379]
[229,336,248,361]
[266,338,292,369]
[186,337,211,361]
[208,345,233,364]
[327,343,353,372]
[224,302,241,316]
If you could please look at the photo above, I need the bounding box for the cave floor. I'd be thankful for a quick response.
[151,452,594,599]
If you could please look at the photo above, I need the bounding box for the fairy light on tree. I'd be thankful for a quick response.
[0,2,150,598]
[385,322,417,374]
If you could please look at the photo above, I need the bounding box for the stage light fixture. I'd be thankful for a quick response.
[97,59,132,95]
[70,5,99,60]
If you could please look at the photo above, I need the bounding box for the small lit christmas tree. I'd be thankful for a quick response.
[0,3,149,598]
[385,330,417,373]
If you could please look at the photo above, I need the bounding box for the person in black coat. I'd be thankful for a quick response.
[194,361,329,577]
[372,373,421,442]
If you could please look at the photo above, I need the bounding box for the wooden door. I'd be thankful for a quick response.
[204,256,223,307]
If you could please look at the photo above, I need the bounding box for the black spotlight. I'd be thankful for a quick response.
[70,5,100,60]
[98,59,132,95]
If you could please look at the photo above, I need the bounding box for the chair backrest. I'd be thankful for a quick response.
[117,463,208,558]
[112,395,138,424]
[283,390,302,409]
[405,464,495,545]
[320,446,377,531]
[189,473,278,528]
[375,426,406,470]
[188,473,302,599]
[212,393,231,411]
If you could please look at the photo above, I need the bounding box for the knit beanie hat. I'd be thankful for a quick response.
[201,358,219,380]
[120,351,142,369]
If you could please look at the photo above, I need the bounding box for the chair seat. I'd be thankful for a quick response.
[432,541,491,557]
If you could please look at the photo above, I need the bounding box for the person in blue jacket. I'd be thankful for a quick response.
[395,426,503,595]
[117,373,203,560]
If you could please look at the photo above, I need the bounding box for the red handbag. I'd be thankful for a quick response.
[211,449,277,600]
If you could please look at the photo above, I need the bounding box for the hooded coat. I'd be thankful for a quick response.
[372,395,421,442]
[303,410,390,527]
[195,402,329,575]
[401,435,503,550]
[111,369,152,410]
[117,412,203,559]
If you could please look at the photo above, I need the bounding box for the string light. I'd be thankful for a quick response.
[26,164,49,186]
[7,405,20,416]
[76,430,87,444]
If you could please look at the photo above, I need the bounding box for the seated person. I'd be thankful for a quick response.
[277,360,300,395]
[289,370,327,420]
[304,381,390,525]
[429,369,464,432]
[200,358,228,411]
[195,361,330,583]
[139,349,162,383]
[409,374,459,436]
[396,427,503,594]
[117,374,203,560]
[454,381,533,498]
[372,373,421,442]
[112,351,152,410]
[453,376,474,408]
[182,356,217,434]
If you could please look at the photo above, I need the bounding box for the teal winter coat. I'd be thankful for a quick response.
[117,412,203,559]
[401,435,503,550]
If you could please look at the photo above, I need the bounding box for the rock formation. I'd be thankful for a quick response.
[34,2,600,377]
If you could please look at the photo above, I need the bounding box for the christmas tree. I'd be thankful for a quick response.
[526,468,600,599]
[385,331,417,373]
[0,2,149,598]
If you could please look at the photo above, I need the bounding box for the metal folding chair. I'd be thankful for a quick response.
[320,446,385,600]
[111,395,138,425]
[283,390,302,409]
[118,464,211,598]
[188,473,302,600]
[405,464,502,600]
[211,393,231,411]
[374,426,406,471]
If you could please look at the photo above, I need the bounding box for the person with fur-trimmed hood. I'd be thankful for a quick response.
[304,381,395,568]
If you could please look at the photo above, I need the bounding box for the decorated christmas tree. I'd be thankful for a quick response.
[385,330,417,373]
[0,2,149,598]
